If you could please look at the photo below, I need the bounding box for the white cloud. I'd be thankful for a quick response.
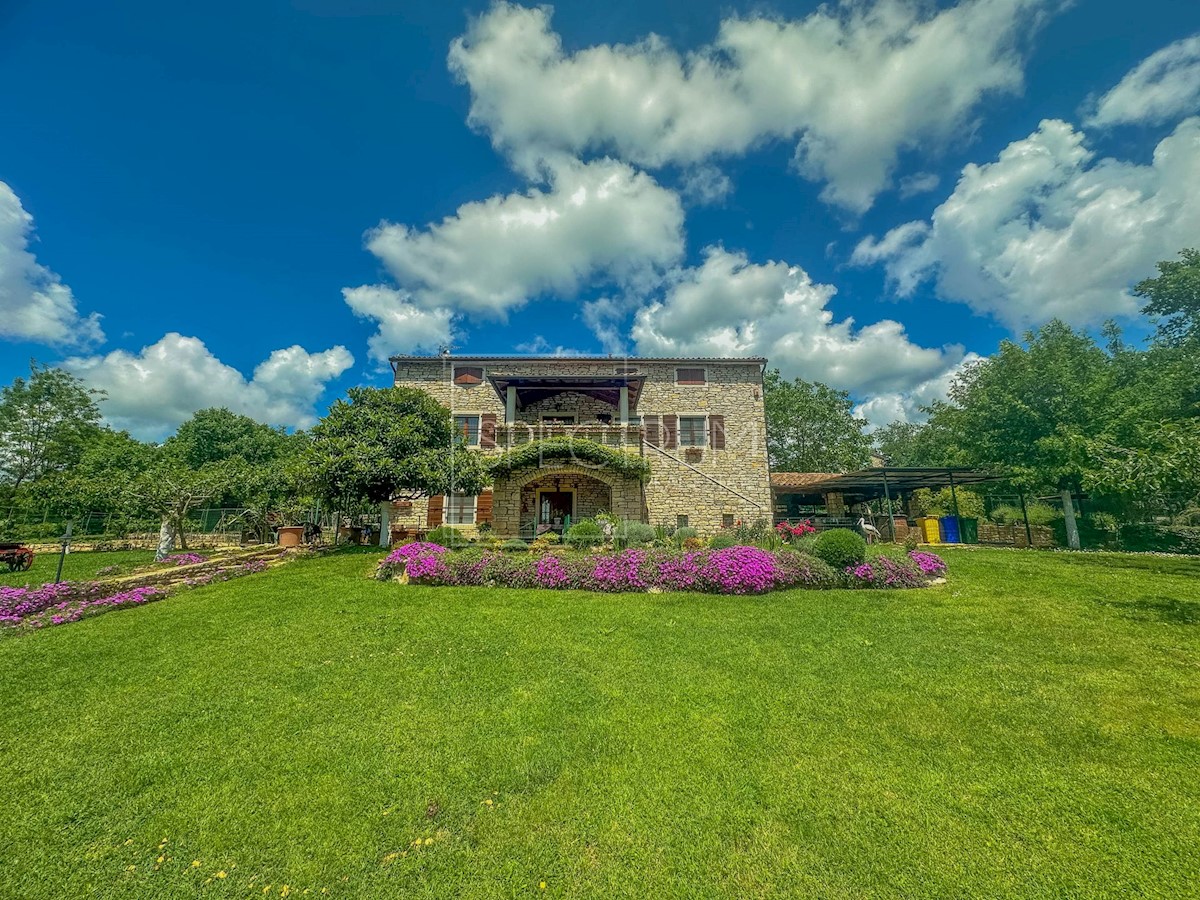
[853,116,1200,329]
[449,0,1056,212]
[346,156,683,360]
[342,285,455,361]
[0,181,103,347]
[630,246,964,398]
[364,157,683,316]
[898,172,941,199]
[854,353,983,428]
[64,333,353,440]
[679,165,733,206]
[1087,34,1200,128]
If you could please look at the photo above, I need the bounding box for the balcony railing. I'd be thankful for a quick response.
[495,423,644,452]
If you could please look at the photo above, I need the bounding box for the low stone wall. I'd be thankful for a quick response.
[978,523,1057,549]
[24,532,247,554]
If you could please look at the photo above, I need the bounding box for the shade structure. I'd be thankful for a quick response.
[770,467,1006,505]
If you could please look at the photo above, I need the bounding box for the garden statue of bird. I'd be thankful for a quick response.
[857,517,882,543]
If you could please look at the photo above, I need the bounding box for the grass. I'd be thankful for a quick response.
[1,547,1198,898]
[0,548,156,587]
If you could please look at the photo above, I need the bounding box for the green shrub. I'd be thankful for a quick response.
[426,525,471,548]
[614,520,656,549]
[671,526,698,549]
[733,518,772,544]
[501,538,529,552]
[708,531,737,549]
[1118,524,1200,555]
[990,502,1057,526]
[789,532,819,554]
[565,518,605,549]
[813,528,867,569]
[903,529,920,552]
[1173,508,1200,526]
[914,487,985,519]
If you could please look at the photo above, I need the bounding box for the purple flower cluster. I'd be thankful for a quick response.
[2,582,163,630]
[377,544,858,595]
[843,550,947,589]
[378,542,450,581]
[163,553,208,566]
[2,552,277,634]
[908,550,948,577]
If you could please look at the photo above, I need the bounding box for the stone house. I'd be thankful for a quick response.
[385,355,773,540]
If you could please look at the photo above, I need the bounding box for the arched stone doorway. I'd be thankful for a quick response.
[491,463,645,538]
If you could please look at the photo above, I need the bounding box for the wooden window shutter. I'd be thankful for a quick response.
[453,366,483,386]
[709,414,726,450]
[643,415,661,446]
[475,490,493,525]
[662,414,678,450]
[426,495,444,527]
[676,367,706,385]
[480,413,497,448]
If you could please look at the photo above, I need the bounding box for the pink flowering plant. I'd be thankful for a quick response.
[842,550,948,589]
[2,581,164,631]
[377,542,450,581]
[161,553,208,566]
[2,553,278,635]
[373,541,936,595]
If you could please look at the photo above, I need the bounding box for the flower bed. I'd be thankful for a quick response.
[377,543,948,594]
[1,555,281,634]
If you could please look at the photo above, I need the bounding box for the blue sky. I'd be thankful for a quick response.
[3,0,1199,438]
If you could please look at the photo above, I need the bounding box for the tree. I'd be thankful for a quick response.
[1088,419,1200,511]
[763,370,871,472]
[297,387,488,545]
[167,407,295,469]
[1135,248,1200,348]
[129,450,246,558]
[28,428,153,527]
[0,363,103,499]
[941,321,1115,492]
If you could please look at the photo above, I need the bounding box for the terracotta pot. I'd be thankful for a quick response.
[277,525,305,548]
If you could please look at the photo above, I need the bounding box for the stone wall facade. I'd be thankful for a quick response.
[391,356,772,536]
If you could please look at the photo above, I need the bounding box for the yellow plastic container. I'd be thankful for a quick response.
[918,516,942,544]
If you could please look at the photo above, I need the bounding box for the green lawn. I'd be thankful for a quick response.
[0,548,156,587]
[1,548,1198,898]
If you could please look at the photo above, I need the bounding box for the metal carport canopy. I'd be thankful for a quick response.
[772,467,1006,503]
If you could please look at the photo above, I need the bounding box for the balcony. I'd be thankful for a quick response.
[494,423,644,452]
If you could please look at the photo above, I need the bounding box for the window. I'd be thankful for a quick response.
[675,366,706,385]
[722,514,735,528]
[454,415,480,446]
[678,415,707,447]
[446,493,477,525]
[614,365,639,375]
[453,365,484,386]
[677,515,689,529]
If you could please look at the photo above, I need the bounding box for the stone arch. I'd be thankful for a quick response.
[510,462,624,490]
[491,463,645,537]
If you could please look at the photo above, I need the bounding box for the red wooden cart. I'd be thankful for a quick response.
[0,542,34,572]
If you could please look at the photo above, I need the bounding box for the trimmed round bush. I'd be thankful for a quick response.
[813,528,867,569]
[709,531,737,550]
[565,518,605,549]
[615,521,656,547]
[501,538,529,552]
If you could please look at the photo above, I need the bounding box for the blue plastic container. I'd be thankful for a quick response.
[939,515,961,543]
